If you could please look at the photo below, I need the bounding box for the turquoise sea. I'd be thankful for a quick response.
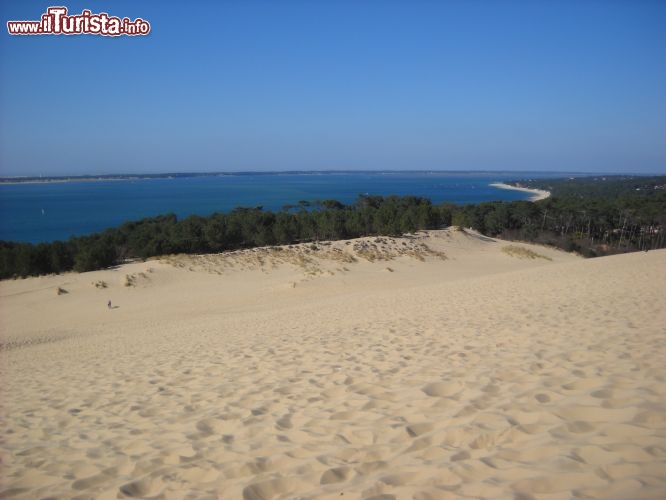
[1,171,564,244]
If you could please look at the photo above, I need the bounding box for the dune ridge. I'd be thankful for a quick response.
[1,228,665,499]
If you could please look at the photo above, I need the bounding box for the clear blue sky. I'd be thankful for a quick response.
[1,0,665,176]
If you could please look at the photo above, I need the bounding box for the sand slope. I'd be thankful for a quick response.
[1,229,665,499]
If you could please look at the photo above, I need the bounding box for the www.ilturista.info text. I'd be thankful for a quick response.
[7,7,150,36]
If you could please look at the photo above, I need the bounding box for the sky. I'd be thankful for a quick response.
[1,0,665,176]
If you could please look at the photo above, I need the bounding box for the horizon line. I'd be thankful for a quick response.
[2,169,663,181]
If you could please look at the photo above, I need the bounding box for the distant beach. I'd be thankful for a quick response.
[489,182,551,201]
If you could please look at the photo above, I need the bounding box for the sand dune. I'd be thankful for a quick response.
[1,228,665,499]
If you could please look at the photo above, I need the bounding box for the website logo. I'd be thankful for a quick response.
[7,6,151,36]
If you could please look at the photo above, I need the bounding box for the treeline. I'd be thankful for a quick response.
[454,184,666,256]
[508,175,666,200]
[0,195,452,279]
[1,176,665,279]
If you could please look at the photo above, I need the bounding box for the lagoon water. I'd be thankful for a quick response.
[1,171,561,243]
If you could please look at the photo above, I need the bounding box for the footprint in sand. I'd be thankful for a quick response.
[422,381,463,398]
[320,466,352,484]
[119,477,163,497]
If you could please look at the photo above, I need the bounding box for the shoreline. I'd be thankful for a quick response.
[490,182,551,201]
[1,171,577,187]
[0,177,144,185]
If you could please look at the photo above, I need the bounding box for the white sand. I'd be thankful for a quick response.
[1,229,665,499]
[490,182,551,201]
